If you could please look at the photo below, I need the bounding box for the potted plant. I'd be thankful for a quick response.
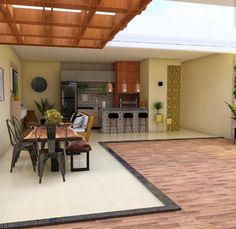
[153,101,164,123]
[225,65,236,122]
[99,84,107,94]
[233,65,236,100]
[77,83,89,93]
[34,98,55,124]
[225,102,236,121]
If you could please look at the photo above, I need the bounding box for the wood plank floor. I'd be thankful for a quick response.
[31,138,236,229]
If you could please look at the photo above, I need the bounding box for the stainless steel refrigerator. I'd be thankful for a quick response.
[61,82,77,119]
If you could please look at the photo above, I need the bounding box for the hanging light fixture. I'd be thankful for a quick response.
[107,71,113,93]
[135,81,140,93]
[121,80,127,93]
[107,81,113,92]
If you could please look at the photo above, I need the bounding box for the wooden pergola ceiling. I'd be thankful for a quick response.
[0,0,152,49]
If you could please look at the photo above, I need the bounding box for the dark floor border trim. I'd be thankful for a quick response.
[100,136,223,145]
[1,138,203,229]
[99,140,181,212]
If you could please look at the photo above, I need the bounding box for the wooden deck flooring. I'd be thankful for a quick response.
[32,138,236,229]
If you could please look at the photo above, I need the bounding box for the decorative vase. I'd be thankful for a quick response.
[14,95,20,101]
[166,117,173,132]
[40,118,46,125]
[24,110,39,129]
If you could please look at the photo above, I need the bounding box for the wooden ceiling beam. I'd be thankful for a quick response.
[0,19,113,29]
[0,4,23,43]
[0,0,139,14]
[43,4,53,45]
[0,39,103,48]
[0,0,152,49]
[75,0,102,46]
[0,32,104,41]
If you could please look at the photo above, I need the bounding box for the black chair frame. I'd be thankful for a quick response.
[35,124,67,183]
[6,118,37,173]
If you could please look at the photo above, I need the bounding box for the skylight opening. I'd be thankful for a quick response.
[12,5,81,13]
[12,5,115,15]
[110,0,236,51]
[53,8,81,13]
[13,5,43,10]
[95,11,116,16]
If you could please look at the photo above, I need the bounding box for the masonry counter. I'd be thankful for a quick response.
[101,108,148,134]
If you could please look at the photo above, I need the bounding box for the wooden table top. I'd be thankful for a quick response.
[24,125,83,142]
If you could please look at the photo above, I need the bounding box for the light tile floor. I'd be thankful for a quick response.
[0,129,214,224]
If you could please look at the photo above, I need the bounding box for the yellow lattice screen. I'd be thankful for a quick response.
[167,65,181,131]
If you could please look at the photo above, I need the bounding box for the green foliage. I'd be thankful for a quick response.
[34,98,55,116]
[12,71,19,97]
[233,65,236,99]
[77,84,89,93]
[99,84,107,93]
[234,65,236,72]
[153,101,164,113]
[225,101,236,121]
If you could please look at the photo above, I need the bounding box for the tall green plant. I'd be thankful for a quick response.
[34,98,55,116]
[233,65,236,99]
[153,102,164,114]
[225,102,236,121]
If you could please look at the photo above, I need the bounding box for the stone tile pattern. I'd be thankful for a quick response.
[167,65,181,131]
[101,110,148,133]
[61,62,114,71]
[78,82,113,108]
[33,138,236,228]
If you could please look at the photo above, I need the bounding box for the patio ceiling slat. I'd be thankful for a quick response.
[0,0,152,48]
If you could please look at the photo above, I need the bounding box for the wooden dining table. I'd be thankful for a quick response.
[24,125,83,171]
[24,125,83,141]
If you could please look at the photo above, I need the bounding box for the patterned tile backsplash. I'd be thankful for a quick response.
[77,82,113,108]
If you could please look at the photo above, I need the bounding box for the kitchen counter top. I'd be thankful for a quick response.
[101,107,148,112]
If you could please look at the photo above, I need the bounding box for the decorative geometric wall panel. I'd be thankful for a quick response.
[167,65,181,131]
[61,62,114,71]
[0,0,152,49]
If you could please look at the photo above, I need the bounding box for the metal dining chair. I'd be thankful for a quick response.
[6,119,37,173]
[35,124,67,183]
[12,116,38,161]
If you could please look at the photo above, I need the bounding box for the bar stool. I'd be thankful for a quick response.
[108,113,119,133]
[123,112,133,133]
[138,112,148,132]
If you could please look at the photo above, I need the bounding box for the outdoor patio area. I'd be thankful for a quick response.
[0,129,214,228]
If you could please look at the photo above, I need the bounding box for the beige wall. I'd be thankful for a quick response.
[22,61,60,120]
[0,45,22,156]
[141,59,181,132]
[181,54,233,138]
[140,59,149,106]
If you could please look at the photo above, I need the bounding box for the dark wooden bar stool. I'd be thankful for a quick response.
[138,112,148,132]
[108,113,119,133]
[123,112,133,133]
